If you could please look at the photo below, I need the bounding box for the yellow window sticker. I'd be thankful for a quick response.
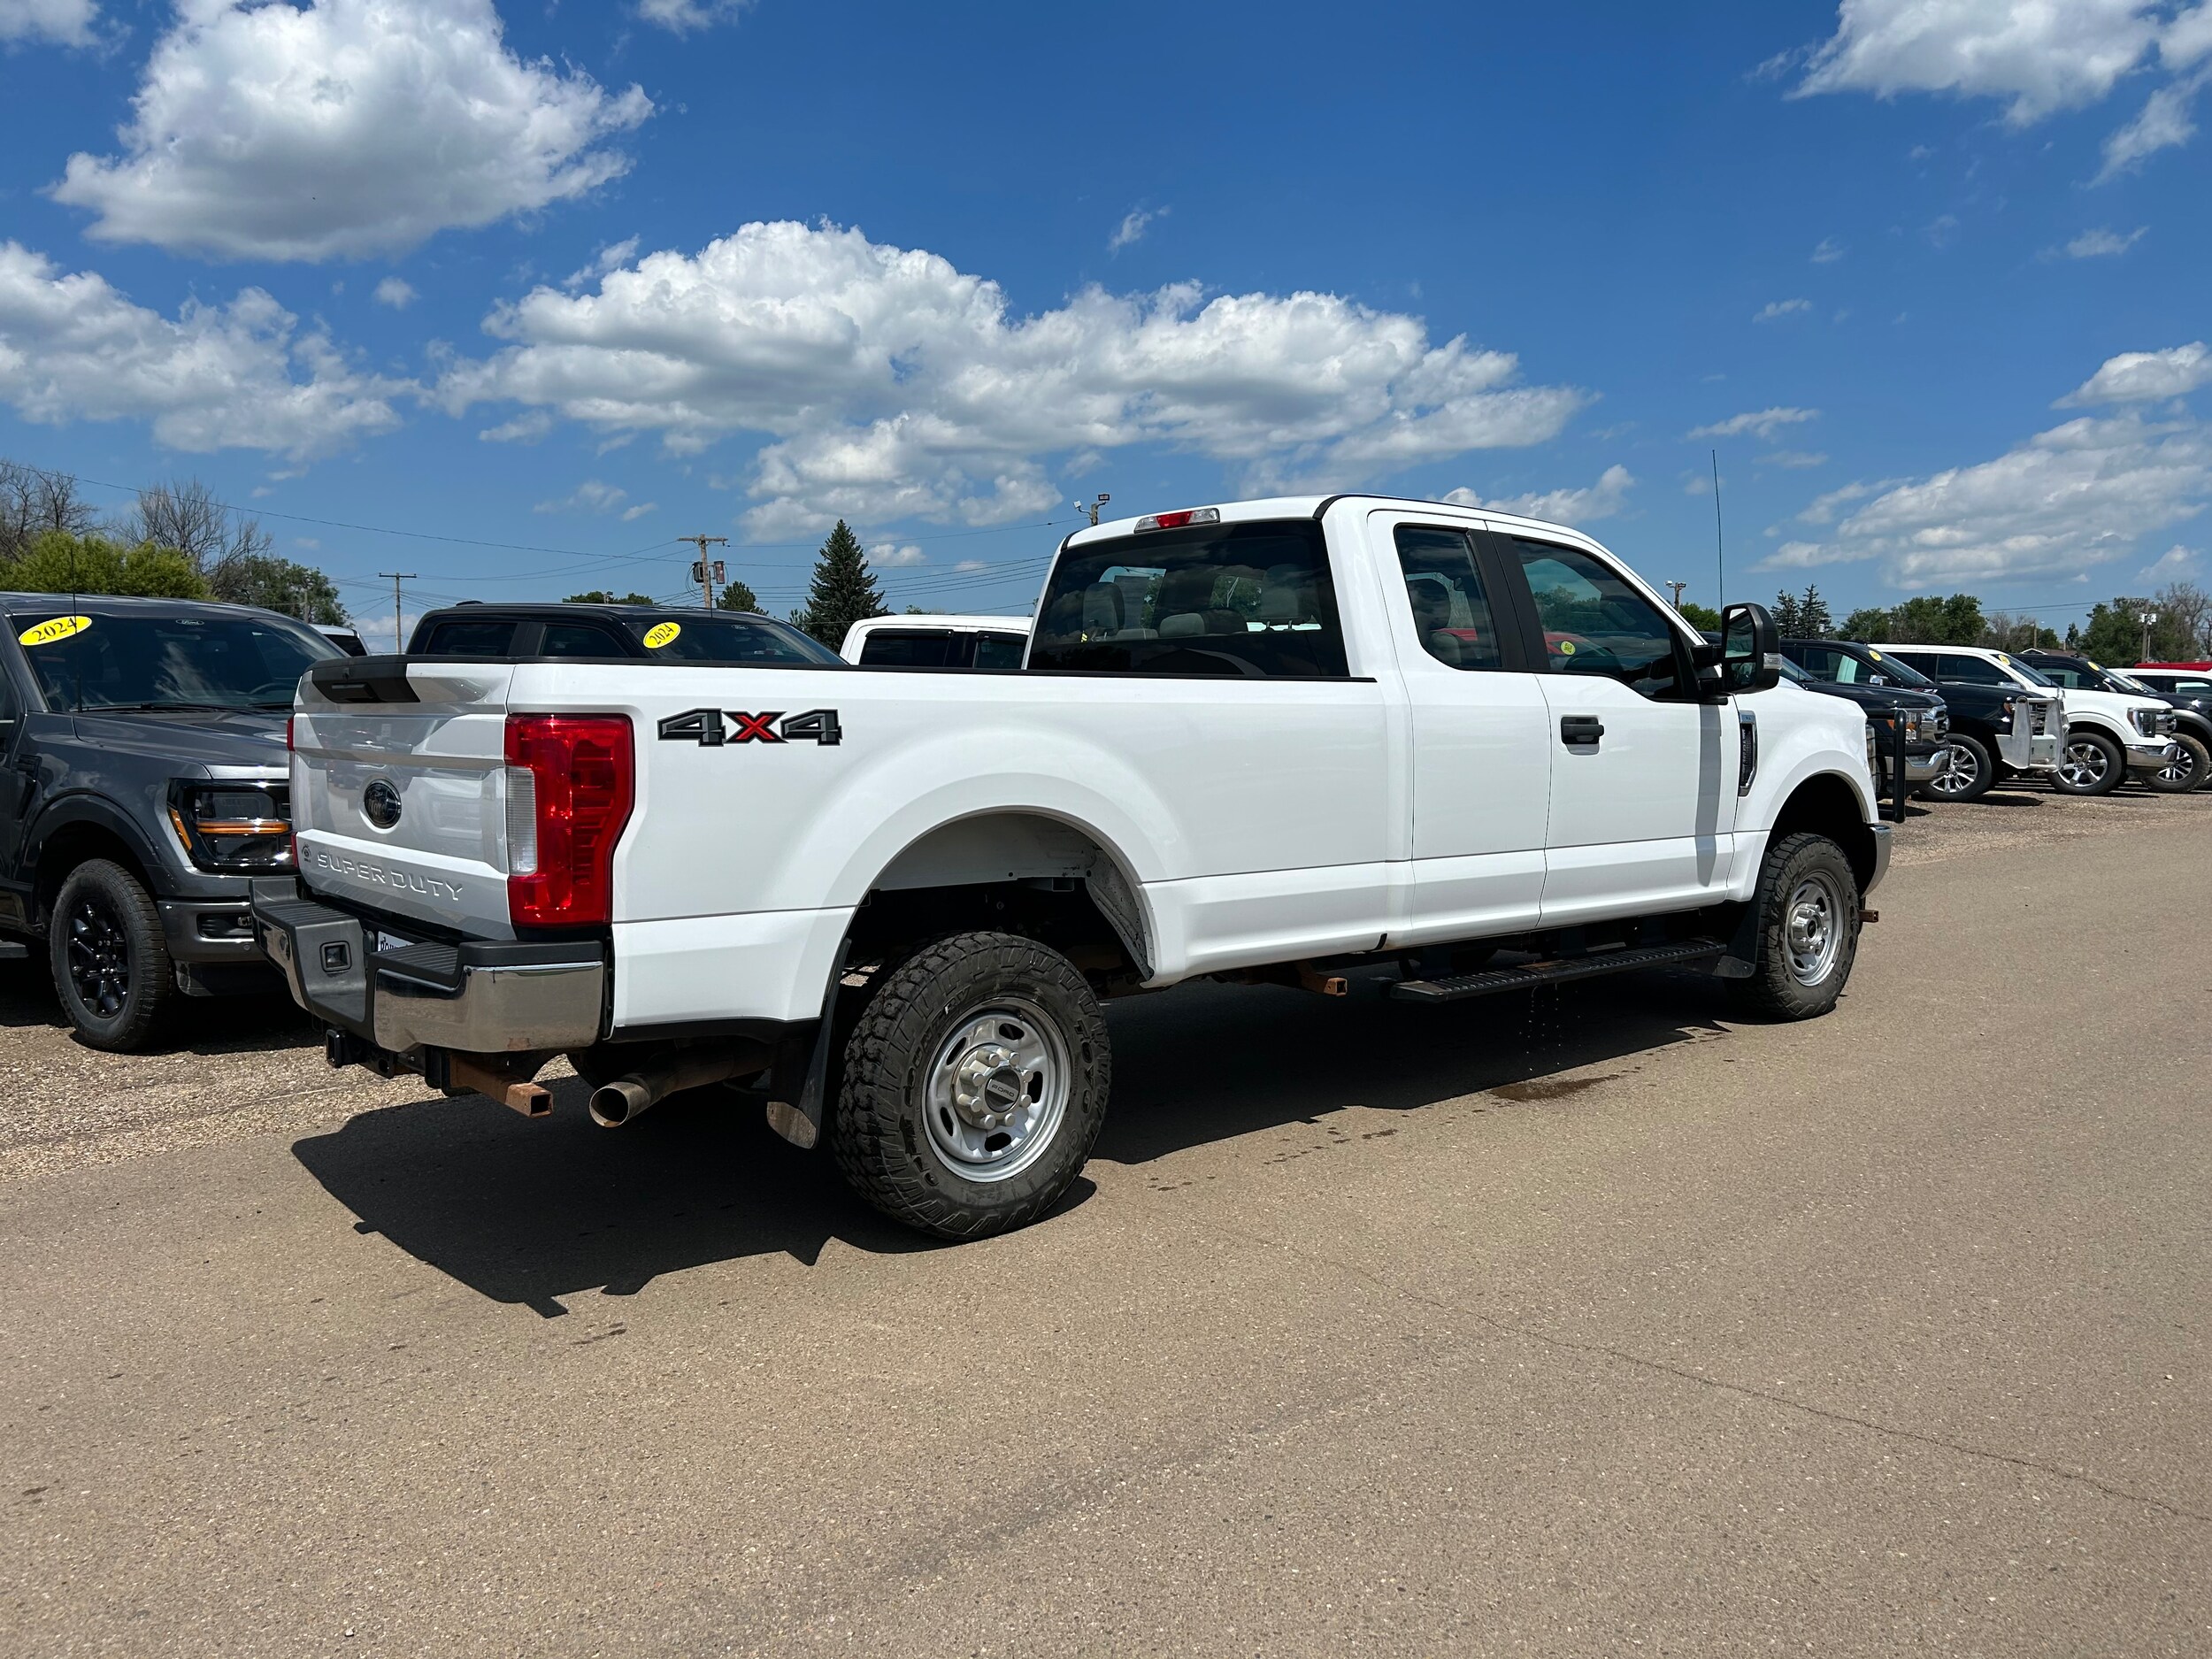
[1995,653,2010,664]
[18,615,91,648]
[642,621,681,649]
[1867,649,1882,660]
[1559,639,1577,655]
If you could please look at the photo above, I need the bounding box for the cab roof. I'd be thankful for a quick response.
[1060,494,1599,551]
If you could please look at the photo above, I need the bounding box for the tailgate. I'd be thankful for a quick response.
[292,658,518,936]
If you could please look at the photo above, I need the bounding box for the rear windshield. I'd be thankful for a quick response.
[12,609,336,712]
[1029,518,1348,677]
[627,614,842,666]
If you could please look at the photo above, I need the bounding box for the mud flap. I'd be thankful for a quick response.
[1714,898,1760,979]
[764,943,849,1149]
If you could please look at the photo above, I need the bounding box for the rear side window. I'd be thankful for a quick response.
[1029,519,1348,678]
[541,622,633,657]
[417,618,518,657]
[858,630,961,668]
[1793,645,1854,683]
[972,632,1027,671]
[2032,664,2085,687]
[626,615,843,665]
[1934,653,2006,684]
[1509,540,1685,698]
[1394,526,1504,672]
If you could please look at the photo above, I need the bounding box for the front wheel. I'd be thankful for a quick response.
[2145,733,2208,794]
[2052,728,2124,795]
[1728,833,1862,1021]
[50,858,172,1050]
[831,931,1110,1240]
[1915,733,1993,803]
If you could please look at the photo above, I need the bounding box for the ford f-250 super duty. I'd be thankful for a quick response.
[253,496,1889,1239]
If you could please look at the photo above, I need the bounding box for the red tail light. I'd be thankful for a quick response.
[504,714,634,928]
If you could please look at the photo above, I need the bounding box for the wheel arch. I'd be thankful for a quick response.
[1769,772,1878,894]
[27,798,168,926]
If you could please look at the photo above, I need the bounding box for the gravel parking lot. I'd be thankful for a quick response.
[4,786,2208,1655]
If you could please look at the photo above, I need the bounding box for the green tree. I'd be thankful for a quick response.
[1839,605,1893,641]
[1676,601,1722,633]
[1796,585,1833,637]
[1770,588,1803,634]
[1888,593,1984,644]
[565,589,657,605]
[717,579,758,612]
[3,531,208,599]
[792,519,887,646]
[211,553,348,623]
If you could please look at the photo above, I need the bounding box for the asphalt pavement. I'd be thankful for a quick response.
[3,787,2208,1656]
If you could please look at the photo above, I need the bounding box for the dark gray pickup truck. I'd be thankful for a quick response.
[0,594,336,1048]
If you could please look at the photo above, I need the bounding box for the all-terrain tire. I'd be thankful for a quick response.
[2145,733,2208,794]
[50,858,172,1051]
[1727,833,1861,1021]
[2052,727,2125,795]
[831,931,1110,1240]
[1915,733,1994,803]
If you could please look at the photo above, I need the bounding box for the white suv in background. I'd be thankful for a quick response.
[841,614,1031,670]
[1877,644,2178,795]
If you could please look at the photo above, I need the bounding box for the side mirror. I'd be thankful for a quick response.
[1720,602,1781,694]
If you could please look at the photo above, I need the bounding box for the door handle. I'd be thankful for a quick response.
[1559,715,1604,749]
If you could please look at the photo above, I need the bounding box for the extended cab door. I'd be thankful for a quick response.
[1485,531,1734,923]
[1369,512,1549,946]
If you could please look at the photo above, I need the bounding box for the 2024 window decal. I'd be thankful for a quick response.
[657,707,842,747]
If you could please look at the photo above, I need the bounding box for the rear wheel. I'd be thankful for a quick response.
[1915,733,1993,803]
[50,859,171,1051]
[2052,728,2124,795]
[831,931,1110,1240]
[2146,733,2208,794]
[1728,833,1861,1021]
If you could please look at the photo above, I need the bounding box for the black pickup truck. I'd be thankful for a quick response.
[0,594,336,1047]
[1775,649,1947,803]
[1780,637,2053,803]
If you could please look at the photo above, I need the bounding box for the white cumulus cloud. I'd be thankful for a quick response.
[0,241,403,458]
[1763,362,2212,588]
[50,0,652,262]
[1110,206,1164,252]
[637,0,748,34]
[2059,341,2212,405]
[0,0,99,46]
[534,478,629,514]
[1444,465,1634,526]
[2097,66,2209,178]
[1755,298,1812,322]
[2060,226,2148,257]
[1793,0,2165,124]
[1688,405,1820,441]
[372,275,416,308]
[869,542,926,567]
[436,219,1586,536]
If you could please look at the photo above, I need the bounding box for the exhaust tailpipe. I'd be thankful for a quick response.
[587,1047,763,1128]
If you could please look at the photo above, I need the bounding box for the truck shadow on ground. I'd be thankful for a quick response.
[291,971,1731,1317]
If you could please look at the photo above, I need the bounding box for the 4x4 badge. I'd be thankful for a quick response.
[657,708,842,747]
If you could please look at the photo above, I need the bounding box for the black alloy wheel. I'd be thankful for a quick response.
[49,859,172,1050]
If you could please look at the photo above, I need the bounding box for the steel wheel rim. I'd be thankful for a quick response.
[1783,871,1847,987]
[923,996,1071,1183]
[2057,740,2110,788]
[1926,743,1976,796]
[65,893,132,1019]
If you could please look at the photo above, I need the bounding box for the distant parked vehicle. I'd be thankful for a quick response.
[0,594,337,1048]
[404,603,844,666]
[1774,642,1947,799]
[2018,649,2210,793]
[1782,638,2055,803]
[841,614,1031,670]
[1876,644,2176,797]
[317,626,367,657]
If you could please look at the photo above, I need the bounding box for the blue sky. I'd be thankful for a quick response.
[2,0,2208,642]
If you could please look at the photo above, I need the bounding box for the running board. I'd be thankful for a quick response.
[1386,939,1727,1003]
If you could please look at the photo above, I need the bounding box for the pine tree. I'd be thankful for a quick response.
[718,579,759,613]
[1770,588,1802,634]
[1797,584,1833,638]
[793,520,887,646]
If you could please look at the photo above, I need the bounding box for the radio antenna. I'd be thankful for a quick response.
[1709,449,1725,609]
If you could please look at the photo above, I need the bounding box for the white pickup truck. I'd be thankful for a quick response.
[255,495,1889,1238]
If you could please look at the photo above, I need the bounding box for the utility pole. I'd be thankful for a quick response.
[1709,450,1725,609]
[2140,609,2159,662]
[1665,580,1688,611]
[1073,493,1110,526]
[380,572,415,651]
[680,534,728,609]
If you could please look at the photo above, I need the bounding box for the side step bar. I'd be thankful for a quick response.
[1386,939,1727,1004]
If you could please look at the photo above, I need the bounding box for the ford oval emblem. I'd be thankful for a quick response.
[362,778,403,831]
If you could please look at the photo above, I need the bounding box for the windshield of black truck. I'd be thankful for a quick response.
[627,614,843,666]
[12,610,336,711]
[1028,519,1348,678]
